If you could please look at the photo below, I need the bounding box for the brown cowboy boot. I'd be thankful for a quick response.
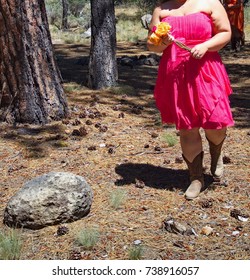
[182,151,204,200]
[207,137,225,180]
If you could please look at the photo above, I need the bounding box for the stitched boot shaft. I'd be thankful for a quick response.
[207,137,225,179]
[182,152,204,200]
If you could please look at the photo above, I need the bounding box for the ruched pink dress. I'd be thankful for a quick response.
[154,12,234,130]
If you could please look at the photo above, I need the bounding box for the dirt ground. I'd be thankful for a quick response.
[0,41,249,260]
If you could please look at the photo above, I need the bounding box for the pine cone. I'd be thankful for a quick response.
[200,199,213,208]
[69,250,81,260]
[56,226,69,236]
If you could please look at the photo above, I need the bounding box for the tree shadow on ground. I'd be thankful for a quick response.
[54,41,250,128]
[54,42,157,91]
[0,123,67,158]
[115,162,214,193]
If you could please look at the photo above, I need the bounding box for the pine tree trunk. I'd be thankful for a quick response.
[0,0,68,124]
[88,0,118,89]
[62,0,69,30]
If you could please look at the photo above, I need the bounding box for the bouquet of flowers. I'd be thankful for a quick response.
[149,22,191,52]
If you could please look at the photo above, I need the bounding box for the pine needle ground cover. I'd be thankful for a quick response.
[0,41,249,260]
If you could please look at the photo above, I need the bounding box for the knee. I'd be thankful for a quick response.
[180,128,201,143]
[205,128,227,145]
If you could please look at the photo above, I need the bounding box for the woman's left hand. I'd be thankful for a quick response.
[191,43,208,59]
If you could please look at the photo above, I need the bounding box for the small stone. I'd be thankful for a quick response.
[201,226,213,236]
[65,129,71,135]
[163,217,186,235]
[220,180,229,187]
[133,240,142,245]
[238,216,249,222]
[99,143,106,148]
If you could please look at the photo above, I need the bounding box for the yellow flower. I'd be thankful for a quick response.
[149,22,171,46]
[149,32,163,46]
[154,22,171,37]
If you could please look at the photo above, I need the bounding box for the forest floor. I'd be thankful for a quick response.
[0,41,249,260]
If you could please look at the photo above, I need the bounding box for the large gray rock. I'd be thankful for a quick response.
[141,14,152,30]
[4,172,93,229]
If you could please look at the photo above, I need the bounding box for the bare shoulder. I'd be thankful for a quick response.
[149,7,162,30]
[150,5,171,29]
[207,0,231,33]
[152,6,162,18]
[152,2,172,18]
[206,0,225,10]
[207,0,228,18]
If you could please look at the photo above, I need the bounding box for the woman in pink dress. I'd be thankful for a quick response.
[147,0,234,200]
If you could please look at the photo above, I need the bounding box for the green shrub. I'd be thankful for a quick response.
[128,245,143,260]
[77,227,100,249]
[110,189,127,209]
[162,132,178,147]
[0,229,22,260]
[109,85,135,96]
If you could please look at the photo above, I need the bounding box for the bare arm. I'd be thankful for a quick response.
[191,0,231,57]
[205,0,231,51]
[146,7,172,53]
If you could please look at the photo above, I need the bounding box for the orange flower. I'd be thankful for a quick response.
[149,32,163,46]
[149,22,171,46]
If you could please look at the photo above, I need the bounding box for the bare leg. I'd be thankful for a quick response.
[179,128,202,162]
[204,128,227,145]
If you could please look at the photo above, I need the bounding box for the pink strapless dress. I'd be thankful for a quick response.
[154,12,234,130]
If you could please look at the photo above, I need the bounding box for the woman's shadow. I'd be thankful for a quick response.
[115,162,214,192]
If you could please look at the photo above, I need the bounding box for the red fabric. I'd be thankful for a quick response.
[225,0,244,34]
[154,12,234,130]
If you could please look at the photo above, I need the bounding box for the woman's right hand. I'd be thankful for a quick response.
[147,34,173,53]
[162,34,174,47]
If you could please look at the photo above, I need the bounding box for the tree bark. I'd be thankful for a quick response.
[88,0,118,89]
[0,0,68,124]
[62,0,69,30]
